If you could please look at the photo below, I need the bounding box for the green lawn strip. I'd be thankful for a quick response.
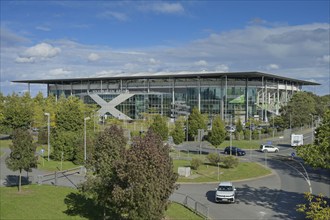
[165,202,203,220]
[1,185,199,220]
[173,159,271,183]
[0,139,11,148]
[0,185,86,220]
[35,145,81,172]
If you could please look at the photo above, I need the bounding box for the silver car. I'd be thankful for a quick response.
[215,181,236,203]
[260,144,279,153]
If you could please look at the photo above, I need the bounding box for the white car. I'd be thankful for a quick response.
[215,182,236,203]
[260,144,279,153]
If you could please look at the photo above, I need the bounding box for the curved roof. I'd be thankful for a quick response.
[12,71,320,85]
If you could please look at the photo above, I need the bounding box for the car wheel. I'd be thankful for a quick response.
[275,149,279,153]
[264,150,268,153]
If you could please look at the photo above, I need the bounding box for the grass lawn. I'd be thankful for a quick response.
[166,202,203,220]
[0,185,201,220]
[0,139,11,148]
[173,159,271,183]
[36,145,81,172]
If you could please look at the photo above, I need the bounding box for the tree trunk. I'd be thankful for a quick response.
[18,168,22,192]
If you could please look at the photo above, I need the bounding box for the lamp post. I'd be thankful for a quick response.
[230,115,232,156]
[310,114,314,143]
[44,113,50,161]
[84,117,90,161]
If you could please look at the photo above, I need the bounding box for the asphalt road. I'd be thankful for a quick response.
[172,130,330,219]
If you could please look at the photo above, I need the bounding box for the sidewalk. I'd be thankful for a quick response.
[0,147,85,188]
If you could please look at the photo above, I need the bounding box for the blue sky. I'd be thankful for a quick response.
[1,1,329,96]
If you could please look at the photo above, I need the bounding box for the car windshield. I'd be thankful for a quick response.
[218,185,233,191]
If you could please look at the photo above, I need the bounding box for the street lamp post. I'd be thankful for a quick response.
[84,117,90,161]
[230,115,232,156]
[310,114,314,143]
[44,113,50,161]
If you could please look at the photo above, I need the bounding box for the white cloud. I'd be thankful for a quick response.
[194,60,208,66]
[19,43,61,61]
[98,11,128,21]
[139,2,184,14]
[266,64,280,70]
[15,57,35,63]
[88,53,100,61]
[36,26,51,31]
[49,68,72,76]
[215,64,229,72]
[320,55,330,63]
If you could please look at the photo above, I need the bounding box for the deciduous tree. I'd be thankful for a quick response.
[208,116,226,146]
[171,118,185,144]
[111,130,178,219]
[149,115,169,141]
[297,192,330,219]
[5,128,37,192]
[1,93,34,131]
[80,125,127,219]
[296,109,330,168]
[188,107,207,139]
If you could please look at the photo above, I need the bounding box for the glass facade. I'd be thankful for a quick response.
[46,72,306,122]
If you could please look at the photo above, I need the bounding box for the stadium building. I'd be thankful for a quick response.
[13,71,319,123]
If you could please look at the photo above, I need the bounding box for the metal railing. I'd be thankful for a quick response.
[37,166,85,188]
[170,192,209,219]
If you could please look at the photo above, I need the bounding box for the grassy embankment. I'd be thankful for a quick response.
[0,185,202,220]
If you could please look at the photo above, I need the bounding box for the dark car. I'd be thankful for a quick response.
[224,146,246,156]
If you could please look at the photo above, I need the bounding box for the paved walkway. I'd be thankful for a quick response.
[0,147,85,188]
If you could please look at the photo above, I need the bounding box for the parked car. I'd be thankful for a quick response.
[225,126,236,133]
[259,144,279,153]
[215,181,236,203]
[224,146,246,156]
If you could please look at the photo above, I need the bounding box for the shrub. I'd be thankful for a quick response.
[190,158,203,170]
[223,156,239,168]
[252,130,259,140]
[37,129,48,144]
[244,129,251,140]
[207,153,221,166]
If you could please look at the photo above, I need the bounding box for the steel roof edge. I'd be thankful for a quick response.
[11,71,320,85]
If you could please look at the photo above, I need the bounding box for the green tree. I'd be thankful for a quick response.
[81,125,127,219]
[149,115,169,141]
[188,107,207,139]
[281,92,316,128]
[56,96,85,132]
[1,93,34,131]
[109,130,177,219]
[171,119,185,144]
[235,117,243,132]
[208,116,226,146]
[32,92,45,129]
[296,109,330,168]
[5,128,37,192]
[52,96,92,161]
[297,192,330,219]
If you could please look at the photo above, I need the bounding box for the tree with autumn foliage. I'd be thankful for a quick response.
[80,127,177,219]
[111,130,178,219]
